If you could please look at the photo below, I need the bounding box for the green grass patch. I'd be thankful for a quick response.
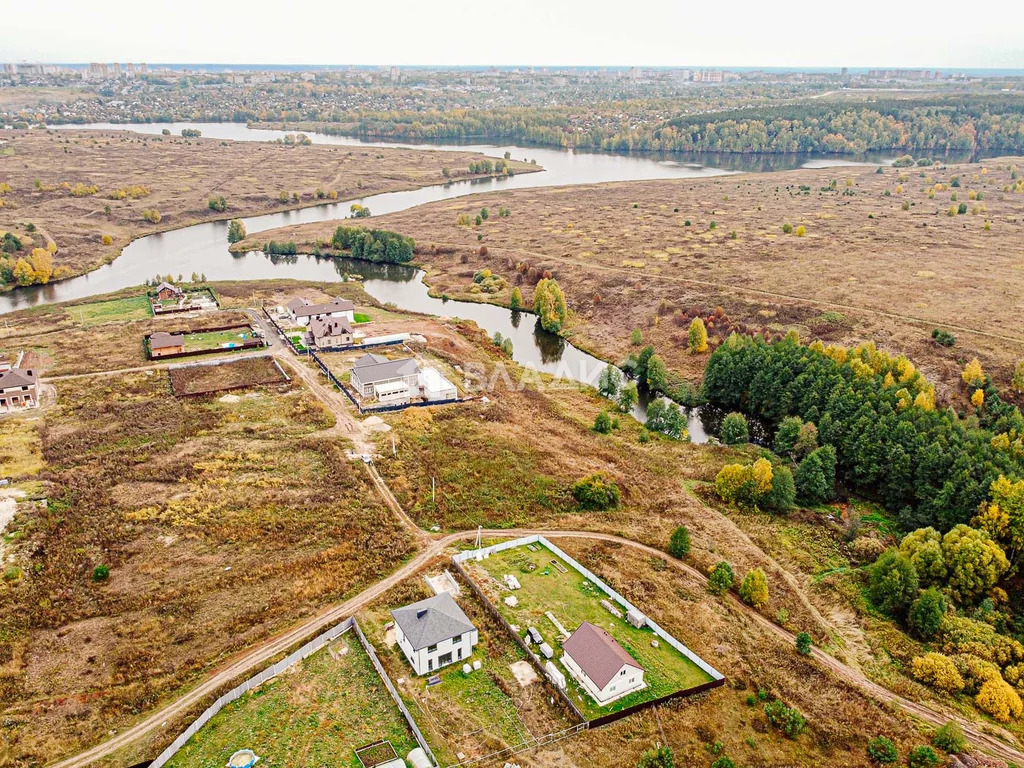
[71,295,152,326]
[185,328,257,351]
[470,542,713,719]
[353,312,372,324]
[165,631,418,768]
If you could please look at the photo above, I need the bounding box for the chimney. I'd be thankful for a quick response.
[417,609,428,619]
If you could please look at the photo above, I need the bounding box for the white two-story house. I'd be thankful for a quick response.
[391,593,479,676]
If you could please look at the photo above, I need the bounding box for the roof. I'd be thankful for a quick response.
[420,367,455,392]
[562,622,643,689]
[150,332,185,350]
[308,317,354,339]
[291,297,355,317]
[353,353,389,368]
[375,380,411,396]
[0,368,37,388]
[391,592,475,651]
[154,281,183,295]
[352,357,420,385]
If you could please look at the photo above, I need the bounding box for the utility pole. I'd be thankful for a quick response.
[431,476,436,504]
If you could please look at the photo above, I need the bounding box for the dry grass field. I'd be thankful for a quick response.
[240,157,1024,399]
[167,355,289,396]
[0,128,535,279]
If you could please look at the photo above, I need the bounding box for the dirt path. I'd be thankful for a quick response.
[47,526,1024,768]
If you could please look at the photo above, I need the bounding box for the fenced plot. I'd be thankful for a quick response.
[168,356,290,397]
[463,540,719,720]
[163,628,421,768]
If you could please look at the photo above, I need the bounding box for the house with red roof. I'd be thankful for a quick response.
[561,621,646,705]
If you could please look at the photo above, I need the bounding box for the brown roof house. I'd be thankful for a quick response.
[149,332,185,358]
[286,297,355,326]
[154,282,184,301]
[561,622,645,705]
[306,317,354,349]
[0,367,39,413]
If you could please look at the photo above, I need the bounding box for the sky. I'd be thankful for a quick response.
[5,0,1024,69]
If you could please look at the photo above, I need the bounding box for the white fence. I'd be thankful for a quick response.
[453,535,724,683]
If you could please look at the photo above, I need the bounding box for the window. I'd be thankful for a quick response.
[427,644,437,653]
[620,669,626,676]
[610,685,616,692]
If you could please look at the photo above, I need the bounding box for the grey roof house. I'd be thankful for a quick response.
[349,355,421,399]
[391,592,479,675]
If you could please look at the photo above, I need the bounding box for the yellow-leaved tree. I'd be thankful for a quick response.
[962,358,985,387]
[972,389,986,408]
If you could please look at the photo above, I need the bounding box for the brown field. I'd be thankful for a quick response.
[167,355,289,396]
[0,128,536,280]
[238,157,1024,399]
[0,365,416,766]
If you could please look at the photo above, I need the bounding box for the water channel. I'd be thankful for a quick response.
[2,122,907,440]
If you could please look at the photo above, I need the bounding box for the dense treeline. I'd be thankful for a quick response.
[330,226,415,263]
[298,96,1024,155]
[703,334,1024,531]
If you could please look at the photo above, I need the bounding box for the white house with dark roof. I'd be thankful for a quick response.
[0,367,38,413]
[286,297,355,326]
[391,592,478,675]
[349,354,421,400]
[561,621,645,705]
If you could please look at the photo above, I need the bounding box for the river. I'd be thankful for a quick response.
[2,122,903,439]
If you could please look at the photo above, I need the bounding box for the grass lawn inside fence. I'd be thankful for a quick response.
[185,328,257,351]
[354,312,371,323]
[70,295,152,326]
[468,542,714,719]
[164,630,419,768]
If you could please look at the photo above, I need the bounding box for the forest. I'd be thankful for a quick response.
[701,333,1024,531]
[330,225,415,263]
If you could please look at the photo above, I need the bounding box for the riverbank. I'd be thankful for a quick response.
[0,127,537,288]
[229,156,1024,401]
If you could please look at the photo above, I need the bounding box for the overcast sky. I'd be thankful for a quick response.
[5,0,1024,69]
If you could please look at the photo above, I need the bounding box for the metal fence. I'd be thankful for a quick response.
[148,618,357,768]
[351,618,438,767]
[262,306,304,355]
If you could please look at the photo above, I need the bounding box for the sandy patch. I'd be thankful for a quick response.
[509,660,538,687]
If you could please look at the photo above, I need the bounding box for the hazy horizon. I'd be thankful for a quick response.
[6,0,1023,70]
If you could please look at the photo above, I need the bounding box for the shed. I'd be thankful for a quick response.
[374,379,411,406]
[419,367,457,401]
[528,627,543,644]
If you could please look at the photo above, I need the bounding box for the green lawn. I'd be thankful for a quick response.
[353,312,372,324]
[470,543,714,719]
[71,296,152,327]
[165,630,419,768]
[186,328,256,351]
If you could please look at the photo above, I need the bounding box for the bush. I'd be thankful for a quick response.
[708,561,734,595]
[688,317,708,352]
[534,278,568,333]
[911,652,964,693]
[975,678,1023,723]
[795,225,806,236]
[101,234,113,245]
[908,588,947,639]
[594,411,612,434]
[710,758,735,768]
[931,328,956,347]
[720,412,749,444]
[636,746,674,768]
[782,222,793,234]
[763,700,806,738]
[907,746,939,768]
[739,568,769,608]
[866,736,898,763]
[868,549,919,616]
[141,209,161,223]
[668,525,691,559]
[207,195,227,212]
[931,722,966,754]
[571,472,620,510]
[92,565,110,582]
[796,632,812,655]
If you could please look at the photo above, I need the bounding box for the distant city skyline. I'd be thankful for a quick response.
[6,0,1024,70]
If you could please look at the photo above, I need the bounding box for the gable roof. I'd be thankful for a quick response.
[0,368,37,388]
[308,317,354,339]
[391,592,475,651]
[562,622,643,689]
[286,297,311,312]
[150,332,185,350]
[353,353,389,368]
[291,297,355,318]
[154,281,183,296]
[352,357,420,385]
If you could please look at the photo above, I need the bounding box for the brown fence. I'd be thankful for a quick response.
[144,324,265,361]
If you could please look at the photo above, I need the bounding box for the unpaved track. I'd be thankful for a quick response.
[48,528,1024,768]
[45,315,1024,768]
